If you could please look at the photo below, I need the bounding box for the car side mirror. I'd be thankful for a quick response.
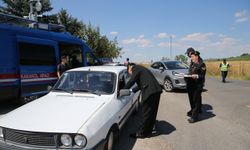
[47,85,53,92]
[159,67,164,71]
[119,89,131,97]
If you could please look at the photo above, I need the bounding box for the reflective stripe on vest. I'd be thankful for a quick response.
[220,63,228,71]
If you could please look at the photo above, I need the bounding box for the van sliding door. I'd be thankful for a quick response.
[17,36,59,98]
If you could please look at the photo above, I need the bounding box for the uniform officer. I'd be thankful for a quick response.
[219,58,230,83]
[57,55,69,78]
[124,63,162,138]
[188,51,206,123]
[185,48,204,116]
[185,47,196,116]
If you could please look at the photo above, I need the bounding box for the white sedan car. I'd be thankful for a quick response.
[0,66,140,150]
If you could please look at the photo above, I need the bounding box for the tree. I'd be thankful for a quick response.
[0,0,53,22]
[57,9,84,36]
[57,9,122,58]
[161,57,169,61]
[175,54,188,64]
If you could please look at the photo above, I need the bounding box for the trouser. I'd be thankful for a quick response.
[138,92,161,136]
[191,84,203,119]
[186,79,203,112]
[221,71,228,82]
[186,80,195,110]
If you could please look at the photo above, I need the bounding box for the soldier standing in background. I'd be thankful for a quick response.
[219,59,230,83]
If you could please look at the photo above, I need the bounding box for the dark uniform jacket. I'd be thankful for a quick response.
[189,59,206,84]
[124,65,162,102]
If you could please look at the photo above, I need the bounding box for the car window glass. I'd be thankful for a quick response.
[118,72,126,91]
[160,62,166,69]
[151,62,160,69]
[164,61,189,70]
[54,71,116,94]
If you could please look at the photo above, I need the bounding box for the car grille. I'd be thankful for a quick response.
[3,128,57,148]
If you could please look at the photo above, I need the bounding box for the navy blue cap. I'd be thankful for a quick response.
[185,47,195,54]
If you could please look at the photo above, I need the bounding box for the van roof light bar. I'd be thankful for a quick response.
[0,13,65,32]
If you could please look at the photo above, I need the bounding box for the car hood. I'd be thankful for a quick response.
[0,93,107,133]
[172,69,189,74]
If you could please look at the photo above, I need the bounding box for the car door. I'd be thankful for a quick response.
[156,62,167,85]
[150,62,162,84]
[116,70,134,127]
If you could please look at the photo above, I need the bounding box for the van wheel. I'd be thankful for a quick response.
[105,128,116,150]
[163,79,173,92]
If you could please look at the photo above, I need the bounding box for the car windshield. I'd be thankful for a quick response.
[164,61,189,70]
[53,71,116,95]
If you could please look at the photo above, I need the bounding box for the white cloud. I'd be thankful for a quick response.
[236,17,248,23]
[234,10,249,23]
[121,35,152,47]
[158,42,169,47]
[181,32,214,42]
[139,34,145,38]
[155,32,168,39]
[110,31,118,36]
[211,37,236,48]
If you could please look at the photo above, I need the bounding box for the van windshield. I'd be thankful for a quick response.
[53,71,116,95]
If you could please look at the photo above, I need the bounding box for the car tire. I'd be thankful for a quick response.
[163,78,173,92]
[104,128,116,150]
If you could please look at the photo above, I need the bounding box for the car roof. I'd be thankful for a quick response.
[68,66,127,74]
[160,60,180,63]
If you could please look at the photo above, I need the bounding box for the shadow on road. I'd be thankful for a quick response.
[199,104,216,122]
[170,88,208,94]
[114,112,176,150]
[152,120,176,137]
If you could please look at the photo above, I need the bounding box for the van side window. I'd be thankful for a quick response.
[86,53,102,66]
[19,42,56,66]
[59,44,83,69]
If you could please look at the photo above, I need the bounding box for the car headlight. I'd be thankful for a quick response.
[0,127,3,138]
[74,134,87,147]
[61,134,72,147]
[172,71,179,76]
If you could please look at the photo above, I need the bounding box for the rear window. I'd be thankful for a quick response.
[19,42,56,66]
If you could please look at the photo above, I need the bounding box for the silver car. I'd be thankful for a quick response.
[149,60,189,92]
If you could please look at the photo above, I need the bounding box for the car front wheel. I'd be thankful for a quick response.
[105,128,115,150]
[163,78,173,92]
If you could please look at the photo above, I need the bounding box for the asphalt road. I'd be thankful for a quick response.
[115,77,250,150]
[0,77,250,150]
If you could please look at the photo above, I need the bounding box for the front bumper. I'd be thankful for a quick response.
[172,78,186,89]
[0,140,54,150]
[0,138,107,150]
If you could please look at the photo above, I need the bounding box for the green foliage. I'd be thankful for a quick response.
[0,0,53,18]
[57,10,122,58]
[175,54,188,64]
[206,53,250,61]
[227,53,250,61]
[161,57,169,61]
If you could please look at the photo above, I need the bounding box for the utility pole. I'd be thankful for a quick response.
[170,35,172,60]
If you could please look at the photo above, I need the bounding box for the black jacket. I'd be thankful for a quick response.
[124,65,162,101]
[190,60,206,84]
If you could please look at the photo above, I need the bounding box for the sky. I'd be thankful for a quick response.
[2,0,250,62]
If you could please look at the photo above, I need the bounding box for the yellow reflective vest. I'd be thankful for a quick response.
[220,63,229,71]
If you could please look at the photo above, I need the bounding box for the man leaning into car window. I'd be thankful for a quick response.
[124,63,162,139]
